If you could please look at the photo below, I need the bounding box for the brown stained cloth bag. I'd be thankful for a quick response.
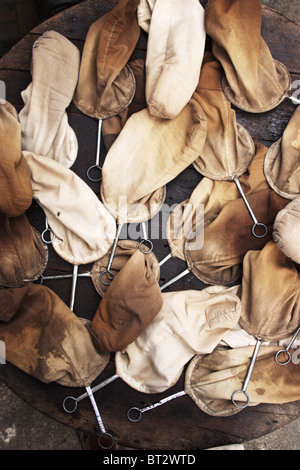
[102,56,147,152]
[167,143,267,262]
[184,187,289,285]
[91,239,160,297]
[264,106,300,200]
[0,102,32,218]
[192,52,255,180]
[239,241,300,342]
[137,0,206,119]
[273,196,300,264]
[184,345,300,417]
[0,283,109,387]
[101,79,207,224]
[0,214,48,288]
[90,249,162,352]
[74,0,141,119]
[115,285,241,393]
[19,31,80,168]
[23,151,116,266]
[205,0,291,113]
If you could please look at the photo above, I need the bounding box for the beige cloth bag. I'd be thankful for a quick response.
[184,345,300,417]
[273,196,300,264]
[192,52,255,180]
[0,102,32,217]
[23,151,116,266]
[0,214,48,287]
[101,79,207,224]
[115,285,241,393]
[137,0,206,119]
[91,249,163,352]
[205,0,291,113]
[19,31,80,168]
[74,0,140,119]
[0,283,109,387]
[264,106,300,200]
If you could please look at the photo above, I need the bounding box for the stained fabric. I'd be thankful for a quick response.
[0,283,109,387]
[19,31,80,168]
[273,196,300,264]
[115,285,241,393]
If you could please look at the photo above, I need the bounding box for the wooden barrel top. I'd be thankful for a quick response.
[0,0,299,450]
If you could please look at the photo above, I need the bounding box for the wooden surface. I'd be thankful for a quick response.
[0,0,300,450]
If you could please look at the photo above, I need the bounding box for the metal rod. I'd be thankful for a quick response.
[127,390,186,422]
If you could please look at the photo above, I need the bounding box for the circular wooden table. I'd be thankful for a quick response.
[0,0,300,450]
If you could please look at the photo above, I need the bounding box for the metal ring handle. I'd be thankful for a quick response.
[251,222,268,239]
[41,227,56,244]
[62,396,78,414]
[275,349,291,366]
[127,407,142,422]
[100,269,115,286]
[98,432,115,450]
[231,390,250,409]
[139,239,153,254]
[87,165,102,182]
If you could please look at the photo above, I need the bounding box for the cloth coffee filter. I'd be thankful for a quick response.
[239,240,300,342]
[137,0,206,119]
[19,31,80,168]
[183,345,300,417]
[205,0,291,113]
[0,213,48,287]
[115,285,241,394]
[23,151,116,266]
[192,52,255,180]
[90,249,162,352]
[264,106,300,200]
[273,196,300,264]
[91,239,160,297]
[0,283,109,387]
[0,102,32,218]
[74,0,141,119]
[100,77,207,224]
[166,143,267,262]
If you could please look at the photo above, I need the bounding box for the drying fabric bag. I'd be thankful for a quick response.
[91,239,160,296]
[184,345,300,417]
[115,285,241,393]
[273,196,300,264]
[19,31,80,168]
[91,249,163,352]
[101,77,207,224]
[239,241,300,341]
[74,0,141,119]
[137,0,206,119]
[23,151,116,266]
[0,213,48,288]
[205,0,291,113]
[0,102,32,217]
[167,143,267,261]
[264,106,300,200]
[0,283,109,387]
